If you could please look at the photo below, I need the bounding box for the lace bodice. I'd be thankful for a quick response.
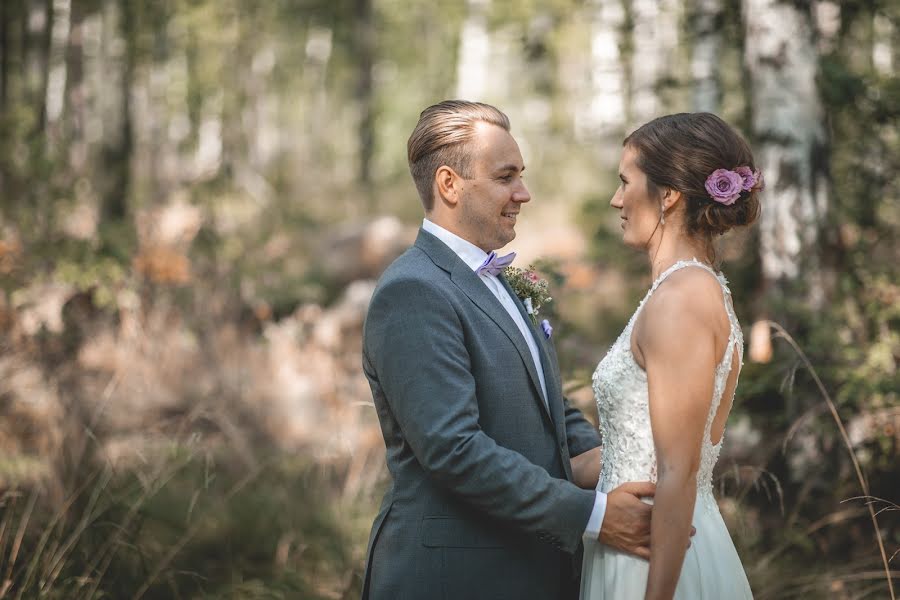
[592,259,743,512]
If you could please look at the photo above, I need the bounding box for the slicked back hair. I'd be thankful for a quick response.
[407,100,511,210]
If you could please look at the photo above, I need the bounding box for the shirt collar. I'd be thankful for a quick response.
[422,219,491,273]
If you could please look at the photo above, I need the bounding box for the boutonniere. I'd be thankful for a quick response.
[503,265,553,337]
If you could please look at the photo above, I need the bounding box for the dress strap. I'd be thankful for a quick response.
[648,258,720,296]
[638,259,738,339]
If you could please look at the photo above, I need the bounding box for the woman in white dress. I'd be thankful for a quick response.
[578,113,762,599]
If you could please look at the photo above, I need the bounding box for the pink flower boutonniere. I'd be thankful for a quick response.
[504,266,552,333]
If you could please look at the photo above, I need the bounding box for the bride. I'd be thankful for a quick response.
[577,113,761,599]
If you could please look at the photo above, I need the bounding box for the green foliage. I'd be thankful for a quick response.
[0,0,897,597]
[0,447,360,599]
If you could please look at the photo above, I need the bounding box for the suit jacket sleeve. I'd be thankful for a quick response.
[563,396,602,457]
[539,324,601,458]
[365,276,595,554]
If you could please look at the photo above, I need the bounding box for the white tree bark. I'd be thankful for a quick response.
[873,13,894,76]
[577,0,626,135]
[455,0,491,100]
[630,0,680,126]
[743,0,828,301]
[813,1,840,53]
[45,0,70,128]
[691,0,721,112]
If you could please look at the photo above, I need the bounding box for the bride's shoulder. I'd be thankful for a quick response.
[640,269,724,329]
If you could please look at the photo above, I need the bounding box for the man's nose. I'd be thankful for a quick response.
[513,181,531,203]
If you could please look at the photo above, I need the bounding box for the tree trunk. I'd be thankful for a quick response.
[61,0,85,175]
[100,0,134,222]
[355,0,375,188]
[455,0,490,100]
[743,0,829,309]
[0,0,10,110]
[579,0,626,136]
[872,12,894,76]
[34,0,53,134]
[44,0,71,135]
[629,0,680,126]
[690,0,721,112]
[300,24,331,176]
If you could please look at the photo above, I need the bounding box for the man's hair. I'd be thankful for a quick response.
[407,100,511,210]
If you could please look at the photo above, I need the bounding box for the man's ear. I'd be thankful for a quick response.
[435,165,461,206]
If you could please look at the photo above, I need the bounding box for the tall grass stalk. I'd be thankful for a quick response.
[130,460,263,600]
[768,321,896,600]
[2,490,36,595]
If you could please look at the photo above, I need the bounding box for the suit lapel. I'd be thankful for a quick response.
[451,265,553,422]
[415,230,552,423]
[499,276,575,481]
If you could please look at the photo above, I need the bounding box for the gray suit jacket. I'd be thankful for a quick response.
[361,229,601,600]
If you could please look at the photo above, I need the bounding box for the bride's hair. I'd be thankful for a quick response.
[624,113,761,239]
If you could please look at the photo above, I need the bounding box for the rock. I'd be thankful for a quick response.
[0,357,63,485]
[318,217,415,285]
[13,283,74,335]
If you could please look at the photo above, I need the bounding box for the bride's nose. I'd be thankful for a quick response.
[610,188,624,209]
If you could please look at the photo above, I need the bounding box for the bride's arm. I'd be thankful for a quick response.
[637,282,719,600]
[571,446,602,489]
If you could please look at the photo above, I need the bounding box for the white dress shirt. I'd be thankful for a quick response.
[421,219,607,540]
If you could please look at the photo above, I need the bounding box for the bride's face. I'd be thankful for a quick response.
[610,146,663,249]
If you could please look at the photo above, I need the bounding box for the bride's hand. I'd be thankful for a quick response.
[570,447,602,489]
[598,481,656,559]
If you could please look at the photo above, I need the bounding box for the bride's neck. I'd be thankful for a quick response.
[647,232,711,280]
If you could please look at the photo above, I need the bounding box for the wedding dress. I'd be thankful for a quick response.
[581,259,753,599]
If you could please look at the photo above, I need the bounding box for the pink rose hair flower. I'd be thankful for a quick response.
[733,166,763,192]
[705,169,744,205]
[705,165,763,205]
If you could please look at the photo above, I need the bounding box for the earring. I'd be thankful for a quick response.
[660,205,666,225]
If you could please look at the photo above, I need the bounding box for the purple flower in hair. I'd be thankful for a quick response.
[734,166,760,191]
[704,169,743,205]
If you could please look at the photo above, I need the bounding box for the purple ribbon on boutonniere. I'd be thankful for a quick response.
[540,319,553,339]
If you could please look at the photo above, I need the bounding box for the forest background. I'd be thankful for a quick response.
[0,0,897,598]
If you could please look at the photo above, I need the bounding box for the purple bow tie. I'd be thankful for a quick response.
[476,251,516,277]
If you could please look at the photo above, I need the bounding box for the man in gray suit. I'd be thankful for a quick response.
[361,100,655,599]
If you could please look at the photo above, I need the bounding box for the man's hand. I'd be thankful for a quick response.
[597,482,696,559]
[598,481,655,559]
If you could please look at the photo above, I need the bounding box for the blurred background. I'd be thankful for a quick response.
[0,0,897,598]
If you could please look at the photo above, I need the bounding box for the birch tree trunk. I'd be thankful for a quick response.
[873,13,895,76]
[455,0,490,100]
[630,0,680,126]
[579,0,626,136]
[743,0,828,306]
[690,0,721,112]
[44,0,70,135]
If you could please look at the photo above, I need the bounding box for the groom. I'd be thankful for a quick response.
[361,100,654,599]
